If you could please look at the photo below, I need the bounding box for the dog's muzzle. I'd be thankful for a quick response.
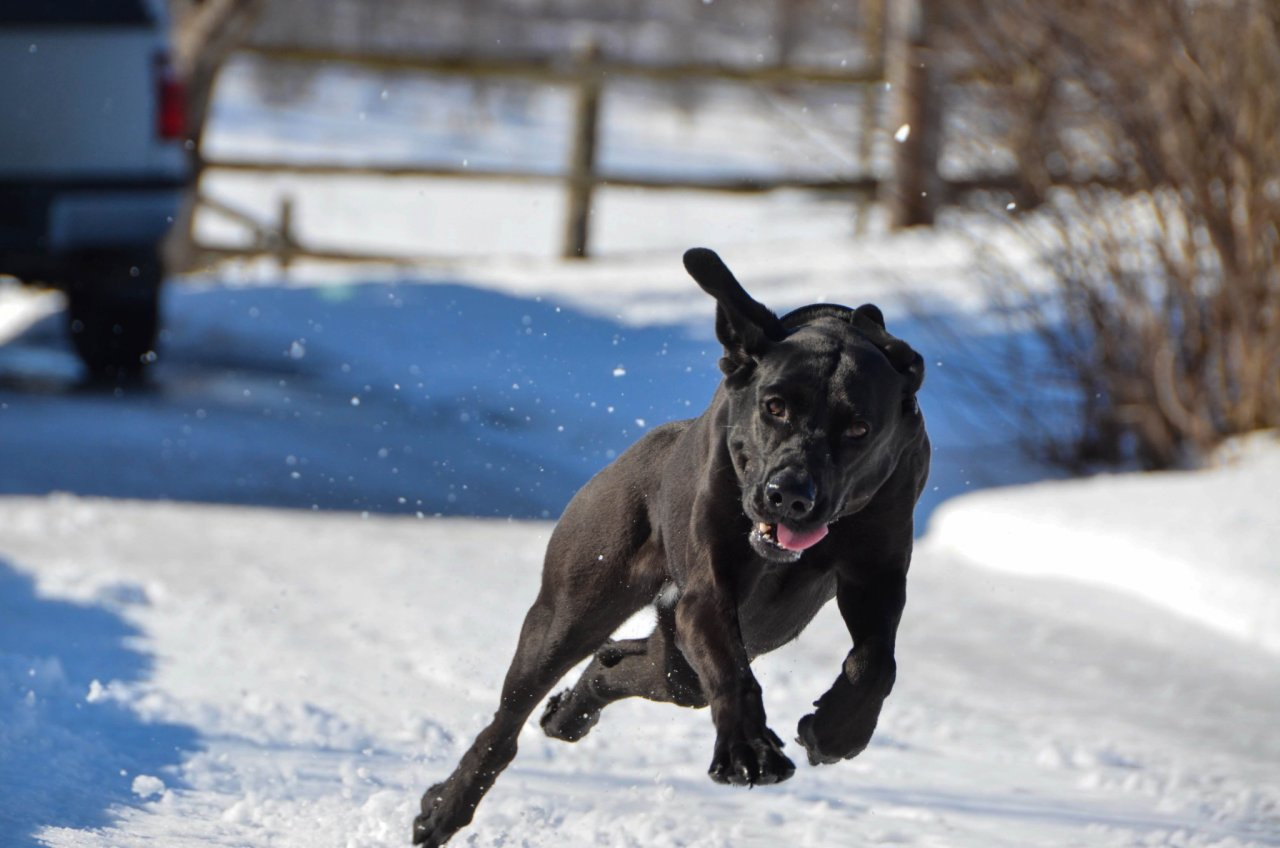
[750,521,830,562]
[747,469,830,562]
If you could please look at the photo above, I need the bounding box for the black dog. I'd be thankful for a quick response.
[413,248,929,846]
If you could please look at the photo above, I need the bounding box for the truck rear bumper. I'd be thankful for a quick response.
[47,189,182,250]
[0,177,188,283]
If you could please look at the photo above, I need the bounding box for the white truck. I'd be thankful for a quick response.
[0,0,192,378]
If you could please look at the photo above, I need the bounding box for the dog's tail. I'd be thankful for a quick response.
[683,248,787,343]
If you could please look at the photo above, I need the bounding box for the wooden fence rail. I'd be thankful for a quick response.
[233,43,887,87]
[201,158,883,195]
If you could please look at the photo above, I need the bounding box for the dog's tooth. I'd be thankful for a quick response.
[759,522,770,533]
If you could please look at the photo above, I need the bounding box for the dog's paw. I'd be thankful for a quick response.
[708,728,795,786]
[412,812,445,848]
[413,782,457,847]
[540,690,601,742]
[795,713,845,766]
[796,711,875,766]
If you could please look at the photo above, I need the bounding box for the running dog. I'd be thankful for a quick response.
[414,247,929,846]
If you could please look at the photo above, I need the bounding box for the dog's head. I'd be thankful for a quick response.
[683,247,925,563]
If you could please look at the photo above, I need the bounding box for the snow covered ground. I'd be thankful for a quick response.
[3,242,1277,847]
[2,61,1278,848]
[1,479,1277,848]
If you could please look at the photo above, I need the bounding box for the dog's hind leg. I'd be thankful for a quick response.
[541,603,706,742]
[414,444,672,846]
[414,584,652,847]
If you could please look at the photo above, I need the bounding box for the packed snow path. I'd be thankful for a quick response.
[2,497,1276,847]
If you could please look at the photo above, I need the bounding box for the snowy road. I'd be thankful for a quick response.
[2,495,1277,847]
[2,244,1276,847]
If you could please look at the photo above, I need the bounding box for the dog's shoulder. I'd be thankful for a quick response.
[615,417,695,473]
[570,417,694,501]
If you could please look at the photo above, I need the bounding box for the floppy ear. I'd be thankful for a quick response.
[683,247,786,380]
[850,303,925,396]
[883,338,925,396]
[853,303,885,329]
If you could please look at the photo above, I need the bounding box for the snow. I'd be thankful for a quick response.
[4,255,1277,848]
[2,61,1279,848]
[927,432,1280,655]
[2,489,1277,847]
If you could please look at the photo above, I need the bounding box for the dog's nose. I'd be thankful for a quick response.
[765,471,816,520]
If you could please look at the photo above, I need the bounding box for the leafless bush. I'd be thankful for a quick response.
[949,0,1280,468]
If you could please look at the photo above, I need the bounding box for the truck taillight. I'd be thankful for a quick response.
[155,53,186,141]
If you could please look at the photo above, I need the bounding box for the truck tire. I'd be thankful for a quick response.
[66,252,163,381]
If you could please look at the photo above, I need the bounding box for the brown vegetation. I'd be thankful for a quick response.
[951,0,1280,468]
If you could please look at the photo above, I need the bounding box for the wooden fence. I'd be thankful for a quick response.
[189,1,1027,266]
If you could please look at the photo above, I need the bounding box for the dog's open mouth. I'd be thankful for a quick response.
[750,521,829,562]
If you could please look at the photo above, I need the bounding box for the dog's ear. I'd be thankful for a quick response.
[884,338,925,396]
[853,303,885,329]
[849,303,925,396]
[683,247,785,380]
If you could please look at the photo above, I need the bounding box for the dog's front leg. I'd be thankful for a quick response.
[797,569,905,766]
[675,578,796,786]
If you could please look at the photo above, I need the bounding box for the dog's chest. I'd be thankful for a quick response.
[737,564,838,658]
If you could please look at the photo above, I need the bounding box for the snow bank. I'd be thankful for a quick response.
[925,432,1280,655]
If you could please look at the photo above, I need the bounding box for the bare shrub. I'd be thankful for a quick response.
[949,0,1280,468]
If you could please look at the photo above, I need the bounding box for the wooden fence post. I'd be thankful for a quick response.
[562,40,603,260]
[884,0,941,228]
[277,194,297,271]
[855,0,886,233]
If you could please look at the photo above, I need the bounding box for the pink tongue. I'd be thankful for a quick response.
[776,523,829,552]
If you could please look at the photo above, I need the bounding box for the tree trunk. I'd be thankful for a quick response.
[165,0,268,273]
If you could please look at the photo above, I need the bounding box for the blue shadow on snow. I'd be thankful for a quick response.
[0,559,199,846]
[0,278,1058,529]
[0,280,722,519]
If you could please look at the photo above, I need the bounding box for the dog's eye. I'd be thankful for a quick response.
[763,397,787,419]
[846,420,871,439]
